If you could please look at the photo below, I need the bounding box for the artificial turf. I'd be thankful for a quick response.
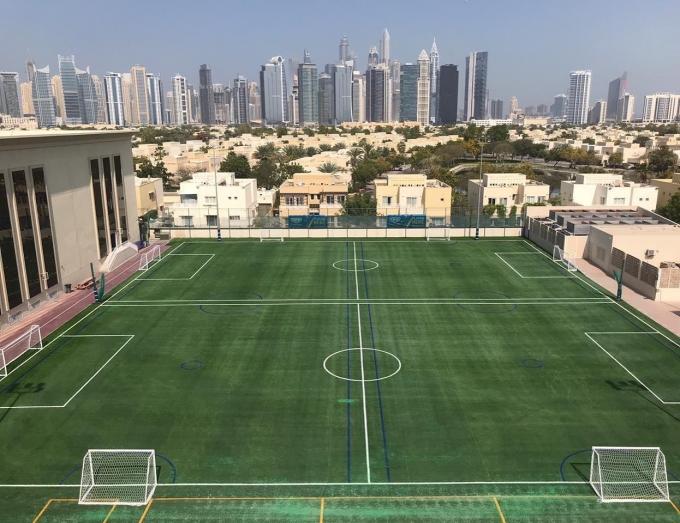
[1,238,680,521]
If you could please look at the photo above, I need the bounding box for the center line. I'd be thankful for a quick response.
[354,241,371,483]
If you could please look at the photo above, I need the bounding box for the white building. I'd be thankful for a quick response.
[567,70,591,125]
[643,93,680,123]
[617,93,635,122]
[416,50,431,126]
[587,100,607,124]
[172,75,190,125]
[468,173,549,212]
[170,171,257,228]
[560,173,658,210]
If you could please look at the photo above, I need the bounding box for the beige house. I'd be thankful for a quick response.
[135,176,164,216]
[468,173,549,213]
[278,172,349,217]
[374,173,452,220]
[651,173,680,208]
[561,173,658,211]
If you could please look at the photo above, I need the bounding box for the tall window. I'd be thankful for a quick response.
[90,159,108,257]
[113,156,128,242]
[102,157,117,249]
[12,170,41,298]
[0,173,22,309]
[32,168,58,288]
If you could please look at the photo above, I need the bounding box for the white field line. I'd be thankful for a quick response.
[177,239,529,244]
[494,252,573,279]
[585,331,679,405]
[353,241,371,484]
[0,335,134,409]
[101,300,612,308]
[137,254,215,281]
[521,240,680,352]
[112,297,609,304]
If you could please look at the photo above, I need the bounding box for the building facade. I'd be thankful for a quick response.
[416,50,431,125]
[297,51,319,126]
[606,72,628,121]
[468,173,549,213]
[374,173,452,220]
[643,93,680,123]
[104,73,125,126]
[399,63,418,122]
[130,65,150,125]
[172,75,190,125]
[566,70,591,125]
[278,172,349,217]
[0,72,22,117]
[29,64,56,128]
[259,56,290,125]
[560,173,658,210]
[198,64,215,125]
[437,64,458,125]
[464,51,488,121]
[58,55,82,124]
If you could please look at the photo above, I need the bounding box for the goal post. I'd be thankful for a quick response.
[79,449,157,506]
[259,229,285,242]
[138,245,161,271]
[426,228,452,241]
[590,446,669,503]
[552,244,577,272]
[0,324,43,379]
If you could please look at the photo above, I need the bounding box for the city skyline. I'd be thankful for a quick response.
[3,0,680,109]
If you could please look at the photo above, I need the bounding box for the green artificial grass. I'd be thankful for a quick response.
[1,238,680,521]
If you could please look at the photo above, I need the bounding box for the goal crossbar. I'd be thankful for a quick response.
[426,228,452,241]
[0,325,43,379]
[79,449,157,506]
[590,446,669,503]
[259,229,285,242]
[552,244,577,272]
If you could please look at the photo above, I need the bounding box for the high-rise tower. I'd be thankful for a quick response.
[464,51,488,121]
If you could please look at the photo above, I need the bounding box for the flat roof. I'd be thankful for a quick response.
[0,129,135,139]
[592,224,680,236]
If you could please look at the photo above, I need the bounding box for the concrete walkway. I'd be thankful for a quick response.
[574,258,680,337]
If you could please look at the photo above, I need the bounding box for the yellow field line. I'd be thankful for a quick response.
[32,499,54,523]
[493,496,507,523]
[102,504,116,523]
[319,497,325,523]
[137,499,154,523]
[669,499,680,515]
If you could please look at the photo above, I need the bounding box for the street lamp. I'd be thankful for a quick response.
[474,129,487,240]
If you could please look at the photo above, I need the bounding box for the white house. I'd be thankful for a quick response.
[170,171,257,228]
[560,173,658,211]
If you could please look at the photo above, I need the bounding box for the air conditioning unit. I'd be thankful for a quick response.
[645,249,657,258]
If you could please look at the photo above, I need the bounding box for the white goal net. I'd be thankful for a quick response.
[590,447,669,503]
[138,245,161,271]
[0,324,43,379]
[100,242,139,273]
[260,229,285,242]
[426,228,451,241]
[79,449,157,506]
[552,245,577,272]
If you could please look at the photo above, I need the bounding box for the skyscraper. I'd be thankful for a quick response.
[365,64,391,122]
[333,63,353,124]
[91,75,107,123]
[617,93,635,122]
[76,67,98,124]
[437,64,459,124]
[367,47,379,67]
[490,99,504,119]
[566,70,591,125]
[642,93,680,123]
[121,73,133,125]
[379,28,390,64]
[231,76,249,125]
[259,56,290,125]
[58,55,82,124]
[390,60,401,122]
[339,36,350,63]
[248,81,261,121]
[213,84,229,125]
[352,71,365,123]
[198,64,215,125]
[20,81,34,115]
[130,65,150,125]
[171,75,189,125]
[0,72,22,117]
[587,100,607,124]
[464,51,488,121]
[103,73,125,126]
[51,75,65,118]
[606,72,628,121]
[318,73,334,125]
[297,51,318,125]
[399,63,418,122]
[416,50,430,125]
[187,84,199,123]
[550,94,567,118]
[146,74,164,125]
[28,63,56,128]
[429,39,439,123]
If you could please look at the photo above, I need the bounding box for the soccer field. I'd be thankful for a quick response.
[2,238,680,522]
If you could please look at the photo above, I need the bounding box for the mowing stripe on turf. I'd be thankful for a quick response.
[345,240,352,483]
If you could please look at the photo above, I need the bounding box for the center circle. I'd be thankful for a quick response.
[323,348,401,382]
[332,259,380,272]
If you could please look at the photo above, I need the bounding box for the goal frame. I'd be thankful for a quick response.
[589,446,670,503]
[138,245,162,271]
[426,228,452,241]
[259,229,285,242]
[0,324,43,379]
[552,244,577,272]
[79,449,157,506]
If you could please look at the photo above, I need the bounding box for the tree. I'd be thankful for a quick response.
[253,142,280,163]
[319,162,340,173]
[657,192,680,223]
[495,204,507,218]
[647,146,677,176]
[351,157,391,191]
[482,204,497,217]
[341,193,376,215]
[490,141,513,162]
[486,124,510,143]
[608,151,624,166]
[253,159,281,189]
[219,152,252,178]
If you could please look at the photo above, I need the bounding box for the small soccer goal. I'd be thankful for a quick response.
[0,324,43,379]
[138,245,161,271]
[552,245,577,272]
[259,229,285,242]
[426,228,452,241]
[590,446,670,503]
[79,449,157,506]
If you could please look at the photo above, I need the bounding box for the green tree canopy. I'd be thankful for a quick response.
[341,193,376,215]
[647,146,677,175]
[219,152,252,178]
[657,192,680,223]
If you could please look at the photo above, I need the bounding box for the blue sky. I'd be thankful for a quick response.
[2,0,679,107]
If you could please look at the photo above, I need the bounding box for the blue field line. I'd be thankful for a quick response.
[559,449,591,481]
[345,240,352,482]
[360,242,392,482]
[156,453,178,483]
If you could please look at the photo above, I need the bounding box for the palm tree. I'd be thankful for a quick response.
[347,147,364,168]
[319,162,340,173]
[253,142,280,163]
